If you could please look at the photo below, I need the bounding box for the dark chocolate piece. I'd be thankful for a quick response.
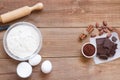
[105,49,110,57]
[97,45,104,56]
[99,55,108,60]
[109,44,117,57]
[97,45,109,60]
[96,38,106,45]
[96,38,117,60]
[103,38,114,50]
[109,51,116,57]
[112,36,117,42]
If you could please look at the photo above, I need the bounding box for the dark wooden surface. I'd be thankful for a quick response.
[0,0,120,80]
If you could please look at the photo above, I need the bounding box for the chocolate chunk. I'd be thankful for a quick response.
[97,45,109,60]
[103,38,114,50]
[95,22,99,28]
[112,36,117,42]
[99,55,108,60]
[96,37,117,60]
[105,48,110,57]
[113,44,117,49]
[96,38,106,45]
[109,51,116,57]
[109,44,117,57]
[97,45,104,56]
[114,44,117,49]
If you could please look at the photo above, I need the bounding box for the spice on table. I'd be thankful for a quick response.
[94,21,114,36]
[95,22,99,28]
[103,28,108,33]
[98,27,102,31]
[79,33,87,41]
[107,26,113,31]
[103,21,107,26]
[99,30,104,36]
[79,21,115,42]
[86,25,94,33]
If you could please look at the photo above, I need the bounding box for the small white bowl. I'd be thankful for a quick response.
[81,42,97,58]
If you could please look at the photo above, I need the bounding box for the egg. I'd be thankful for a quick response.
[41,60,52,74]
[28,54,42,66]
[16,62,32,78]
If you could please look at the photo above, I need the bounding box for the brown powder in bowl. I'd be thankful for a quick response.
[83,44,95,56]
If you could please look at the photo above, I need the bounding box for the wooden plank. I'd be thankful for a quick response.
[0,0,120,27]
[0,28,98,59]
[0,59,18,74]
[0,58,120,80]
[0,28,120,59]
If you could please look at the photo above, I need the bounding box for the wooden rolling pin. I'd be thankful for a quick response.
[0,3,43,23]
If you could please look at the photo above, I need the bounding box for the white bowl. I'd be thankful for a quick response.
[3,22,42,61]
[81,42,97,58]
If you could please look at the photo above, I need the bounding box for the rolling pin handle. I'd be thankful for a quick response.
[30,3,43,11]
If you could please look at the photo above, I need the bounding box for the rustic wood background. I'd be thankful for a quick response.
[0,0,120,80]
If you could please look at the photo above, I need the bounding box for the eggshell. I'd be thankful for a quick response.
[41,60,52,74]
[17,62,32,78]
[28,54,42,66]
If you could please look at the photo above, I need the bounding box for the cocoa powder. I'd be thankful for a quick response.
[83,44,95,56]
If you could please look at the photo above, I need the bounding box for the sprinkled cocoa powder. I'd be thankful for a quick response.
[83,44,95,56]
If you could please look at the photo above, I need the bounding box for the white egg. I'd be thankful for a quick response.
[41,60,52,74]
[28,54,42,66]
[16,62,32,78]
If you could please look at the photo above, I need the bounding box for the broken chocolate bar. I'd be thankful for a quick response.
[103,38,114,50]
[99,55,108,60]
[96,38,117,60]
[96,38,106,45]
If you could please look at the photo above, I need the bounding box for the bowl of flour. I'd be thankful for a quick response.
[3,22,42,61]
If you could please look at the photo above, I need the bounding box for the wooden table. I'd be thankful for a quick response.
[0,0,120,80]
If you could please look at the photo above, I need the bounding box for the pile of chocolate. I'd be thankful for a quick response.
[96,38,117,60]
[80,21,119,60]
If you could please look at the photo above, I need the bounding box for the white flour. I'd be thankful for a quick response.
[6,25,40,58]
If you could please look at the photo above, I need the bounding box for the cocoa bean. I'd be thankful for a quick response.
[103,21,107,26]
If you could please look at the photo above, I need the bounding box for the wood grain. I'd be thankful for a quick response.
[0,58,120,80]
[0,28,120,59]
[0,27,101,58]
[0,0,120,27]
[0,0,120,80]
